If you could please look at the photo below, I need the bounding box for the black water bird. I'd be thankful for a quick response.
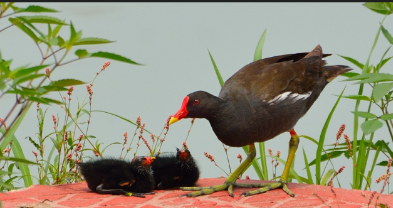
[169,45,352,197]
[78,156,155,197]
[152,148,199,189]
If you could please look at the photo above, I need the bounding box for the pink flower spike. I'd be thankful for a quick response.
[67,86,74,96]
[101,61,111,71]
[45,68,50,78]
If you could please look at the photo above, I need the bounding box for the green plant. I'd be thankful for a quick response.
[304,2,393,195]
[0,2,139,190]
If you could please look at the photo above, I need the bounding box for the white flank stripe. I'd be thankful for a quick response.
[267,91,312,105]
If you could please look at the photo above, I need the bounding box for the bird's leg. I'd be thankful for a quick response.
[238,129,299,197]
[180,143,256,197]
[96,184,154,198]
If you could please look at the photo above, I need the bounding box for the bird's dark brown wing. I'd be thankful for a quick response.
[219,45,327,102]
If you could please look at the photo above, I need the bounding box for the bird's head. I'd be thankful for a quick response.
[169,91,223,125]
[132,156,155,167]
[176,147,191,161]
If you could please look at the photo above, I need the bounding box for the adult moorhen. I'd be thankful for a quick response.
[77,156,155,197]
[169,45,351,197]
[152,147,200,189]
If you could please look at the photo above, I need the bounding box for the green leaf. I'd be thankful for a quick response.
[38,85,68,93]
[48,37,59,46]
[342,95,371,101]
[0,156,37,165]
[75,49,88,58]
[92,110,154,135]
[351,111,377,119]
[299,135,319,145]
[69,22,77,44]
[380,24,393,44]
[302,148,314,184]
[309,151,344,166]
[380,113,393,120]
[0,104,32,153]
[337,55,364,70]
[7,87,44,97]
[384,2,393,11]
[13,5,58,13]
[49,36,66,47]
[373,82,393,102]
[355,73,393,84]
[9,18,40,42]
[13,74,45,85]
[58,36,65,47]
[376,161,388,166]
[10,138,35,187]
[47,23,52,41]
[258,142,268,180]
[343,73,372,81]
[361,119,383,135]
[52,25,63,38]
[90,51,141,65]
[254,29,267,61]
[363,2,392,15]
[49,79,85,87]
[340,72,360,78]
[16,16,46,39]
[0,59,12,76]
[74,37,114,46]
[13,65,49,78]
[208,50,224,87]
[16,15,67,25]
[28,96,62,104]
[320,169,335,186]
[315,87,345,184]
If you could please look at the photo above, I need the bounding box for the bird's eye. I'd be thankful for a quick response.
[193,100,200,105]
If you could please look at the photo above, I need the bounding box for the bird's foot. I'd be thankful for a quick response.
[180,181,235,197]
[236,181,294,197]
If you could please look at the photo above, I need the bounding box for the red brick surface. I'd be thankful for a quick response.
[1,178,392,208]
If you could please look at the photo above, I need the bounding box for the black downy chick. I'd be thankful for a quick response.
[152,148,200,189]
[77,156,155,197]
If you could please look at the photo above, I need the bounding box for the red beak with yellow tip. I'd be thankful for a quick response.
[169,96,189,125]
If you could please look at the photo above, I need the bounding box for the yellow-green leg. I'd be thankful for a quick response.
[180,143,257,197]
[239,129,299,197]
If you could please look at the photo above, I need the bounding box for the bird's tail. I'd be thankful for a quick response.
[304,44,323,59]
[323,65,352,82]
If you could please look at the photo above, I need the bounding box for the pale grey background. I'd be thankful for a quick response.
[1,3,392,192]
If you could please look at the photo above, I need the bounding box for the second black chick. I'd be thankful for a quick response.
[152,148,200,189]
[77,156,155,197]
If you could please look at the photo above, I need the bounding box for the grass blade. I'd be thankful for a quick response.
[208,50,224,87]
[92,110,153,135]
[302,148,314,184]
[254,29,267,61]
[316,87,346,184]
[320,169,335,185]
[0,104,31,150]
[10,138,35,187]
[258,142,268,180]
[271,155,303,183]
